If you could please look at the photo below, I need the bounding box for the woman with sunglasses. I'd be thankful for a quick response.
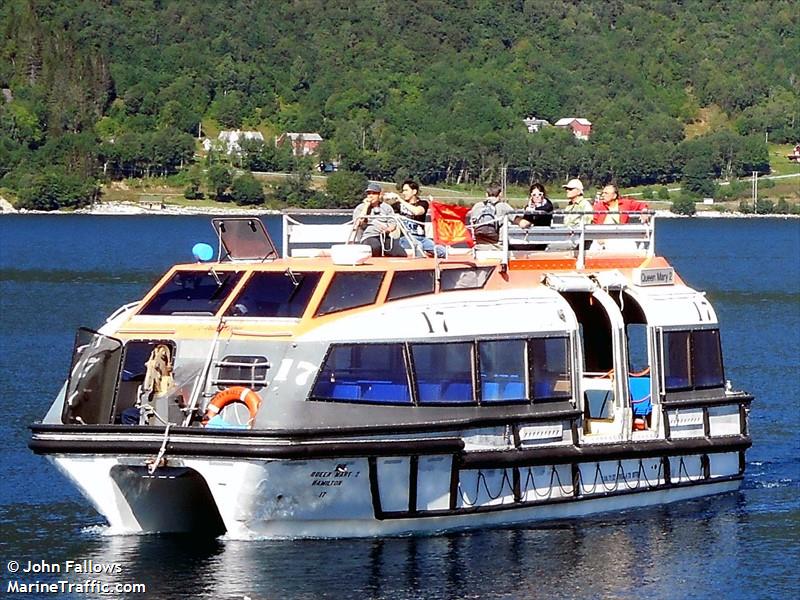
[517,182,554,228]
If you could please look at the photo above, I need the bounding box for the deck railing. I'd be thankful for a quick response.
[281,210,656,267]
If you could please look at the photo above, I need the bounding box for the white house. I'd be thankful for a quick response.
[203,130,265,155]
[522,117,550,133]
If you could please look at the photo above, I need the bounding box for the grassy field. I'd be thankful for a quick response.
[767,143,800,177]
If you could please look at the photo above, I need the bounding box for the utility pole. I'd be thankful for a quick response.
[501,165,507,198]
[752,171,758,212]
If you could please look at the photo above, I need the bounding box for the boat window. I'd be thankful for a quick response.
[663,330,692,390]
[626,323,649,374]
[310,344,411,404]
[529,336,572,401]
[411,342,474,404]
[440,267,494,291]
[226,271,322,317]
[478,340,527,403]
[387,270,435,301]
[315,272,385,316]
[139,270,244,316]
[215,355,269,390]
[691,329,724,389]
[663,329,724,391]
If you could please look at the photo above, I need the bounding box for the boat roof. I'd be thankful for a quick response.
[104,215,719,339]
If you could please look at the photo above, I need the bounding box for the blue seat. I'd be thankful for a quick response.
[441,382,472,403]
[362,383,410,403]
[503,381,525,399]
[629,376,652,417]
[331,383,360,399]
[533,381,552,400]
[482,382,502,401]
[417,383,441,403]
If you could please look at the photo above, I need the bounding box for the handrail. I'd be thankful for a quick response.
[494,210,656,268]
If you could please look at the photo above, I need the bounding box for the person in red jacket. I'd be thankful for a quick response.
[593,184,649,224]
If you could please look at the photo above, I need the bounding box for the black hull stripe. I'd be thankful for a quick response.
[662,393,753,409]
[29,433,749,462]
[460,435,751,468]
[29,436,465,459]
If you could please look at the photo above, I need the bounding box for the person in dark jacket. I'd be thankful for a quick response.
[517,182,554,228]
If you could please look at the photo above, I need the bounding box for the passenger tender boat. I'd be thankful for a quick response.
[29,211,753,538]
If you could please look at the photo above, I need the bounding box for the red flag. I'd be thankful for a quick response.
[431,201,474,247]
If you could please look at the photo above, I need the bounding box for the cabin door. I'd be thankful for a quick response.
[544,275,631,441]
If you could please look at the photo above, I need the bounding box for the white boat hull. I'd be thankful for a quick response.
[48,450,743,539]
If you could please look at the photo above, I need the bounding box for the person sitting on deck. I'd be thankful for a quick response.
[592,184,649,224]
[517,182,554,228]
[466,182,514,247]
[387,179,445,258]
[561,178,593,227]
[352,182,406,257]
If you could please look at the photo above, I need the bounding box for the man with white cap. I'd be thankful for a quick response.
[561,178,593,227]
[353,182,406,257]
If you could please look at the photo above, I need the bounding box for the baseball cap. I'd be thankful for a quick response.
[562,178,584,192]
[365,182,382,194]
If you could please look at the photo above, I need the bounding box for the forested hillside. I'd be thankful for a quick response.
[0,0,797,209]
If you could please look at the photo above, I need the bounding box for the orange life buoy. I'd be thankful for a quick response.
[204,386,261,427]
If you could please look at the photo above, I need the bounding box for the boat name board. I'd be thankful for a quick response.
[633,267,674,287]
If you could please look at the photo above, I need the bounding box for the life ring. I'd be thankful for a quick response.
[203,386,261,427]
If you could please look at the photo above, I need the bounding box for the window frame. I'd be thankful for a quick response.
[308,342,413,406]
[306,334,575,408]
[660,327,726,393]
[224,270,323,318]
[439,266,495,292]
[138,269,245,317]
[314,271,386,317]
[386,269,436,302]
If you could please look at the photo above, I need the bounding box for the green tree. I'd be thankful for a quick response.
[670,196,696,216]
[207,164,232,200]
[774,198,791,214]
[682,156,717,198]
[183,164,203,199]
[271,170,316,206]
[16,167,97,210]
[755,198,774,214]
[325,170,368,208]
[657,187,670,200]
[230,172,264,205]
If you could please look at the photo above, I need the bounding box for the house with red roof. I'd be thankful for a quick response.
[555,118,592,140]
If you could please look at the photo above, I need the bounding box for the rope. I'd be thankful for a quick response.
[521,465,574,499]
[677,456,705,483]
[458,468,514,506]
[147,423,171,474]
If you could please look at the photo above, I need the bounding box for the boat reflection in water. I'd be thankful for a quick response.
[29,211,752,539]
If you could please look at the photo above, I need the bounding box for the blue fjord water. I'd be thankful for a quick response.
[0,215,798,599]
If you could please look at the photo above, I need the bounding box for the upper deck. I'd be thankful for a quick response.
[106,213,698,342]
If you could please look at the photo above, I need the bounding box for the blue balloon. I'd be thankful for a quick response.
[192,242,214,262]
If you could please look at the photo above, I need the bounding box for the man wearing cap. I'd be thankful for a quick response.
[561,178,593,227]
[353,182,406,257]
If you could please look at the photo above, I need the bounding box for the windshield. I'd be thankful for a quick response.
[139,270,244,316]
[226,271,322,317]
